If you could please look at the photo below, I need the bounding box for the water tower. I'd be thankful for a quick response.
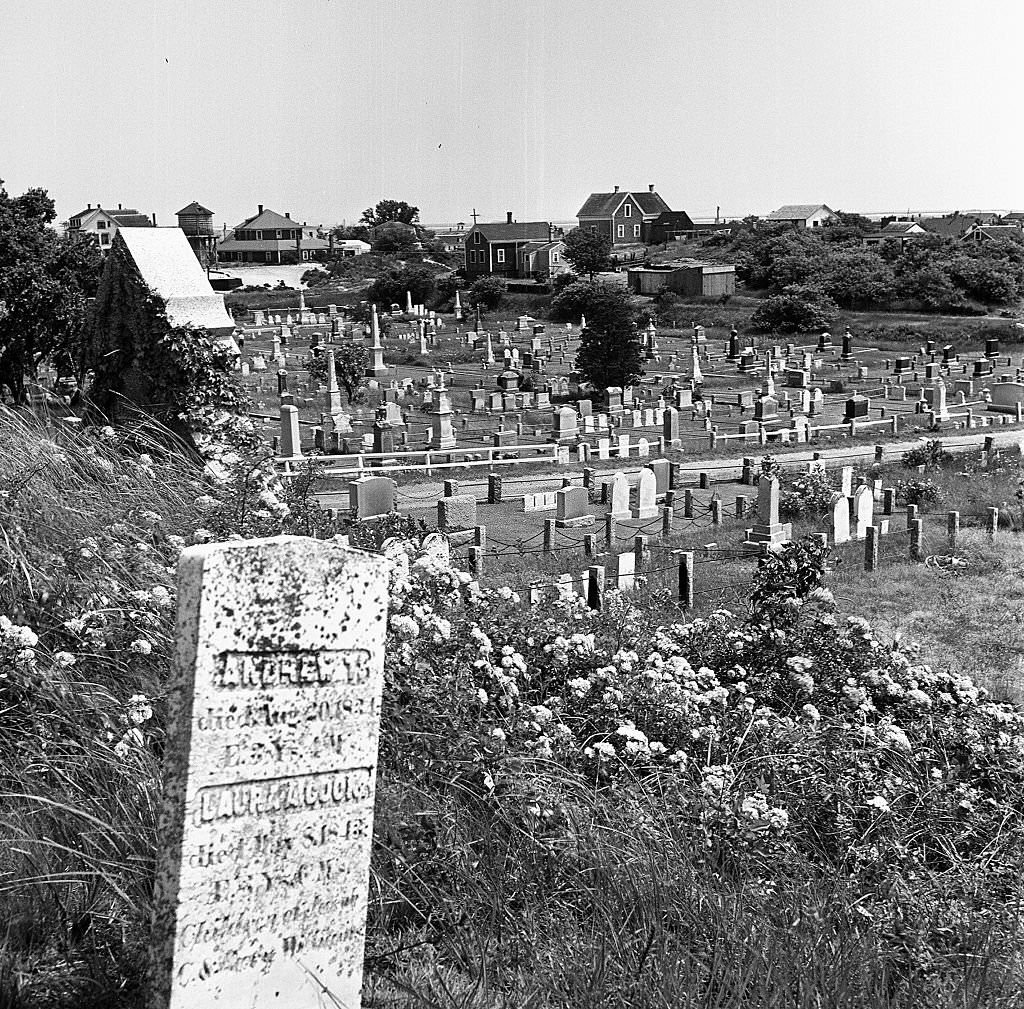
[175,201,217,270]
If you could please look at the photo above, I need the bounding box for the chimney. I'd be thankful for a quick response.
[151,212,157,226]
[613,186,620,193]
[87,203,91,210]
[716,206,720,224]
[548,222,555,242]
[648,184,655,193]
[506,211,513,224]
[118,203,123,210]
[258,204,264,214]
[285,212,291,219]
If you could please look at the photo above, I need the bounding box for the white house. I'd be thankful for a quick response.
[764,204,840,229]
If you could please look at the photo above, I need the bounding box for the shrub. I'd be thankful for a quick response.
[468,275,506,311]
[902,439,952,469]
[749,284,839,333]
[895,478,941,506]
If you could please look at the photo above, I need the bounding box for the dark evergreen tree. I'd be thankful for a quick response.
[574,283,644,391]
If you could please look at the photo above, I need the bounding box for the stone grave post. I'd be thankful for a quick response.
[149,536,388,1009]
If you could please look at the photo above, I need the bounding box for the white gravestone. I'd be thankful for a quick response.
[829,493,851,545]
[149,536,388,1009]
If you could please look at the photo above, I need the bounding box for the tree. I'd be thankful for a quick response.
[468,275,506,311]
[750,284,839,333]
[360,200,420,228]
[574,283,644,391]
[0,181,103,402]
[367,265,437,309]
[562,229,613,280]
[307,341,367,403]
[371,222,421,254]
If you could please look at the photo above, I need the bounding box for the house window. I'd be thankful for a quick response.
[97,220,107,229]
[256,231,263,240]
[617,224,625,238]
[812,220,819,227]
[633,225,641,237]
[468,251,475,264]
[552,253,559,263]
[474,232,482,244]
[101,233,110,245]
[590,225,597,233]
[624,203,631,218]
[496,249,506,264]
[276,230,282,239]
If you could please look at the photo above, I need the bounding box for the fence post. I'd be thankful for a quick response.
[468,546,483,577]
[634,535,648,572]
[864,525,879,572]
[487,473,502,504]
[684,488,694,518]
[735,495,748,519]
[699,472,710,490]
[543,518,555,554]
[987,506,999,538]
[586,566,605,611]
[583,466,594,490]
[882,488,896,516]
[909,518,923,561]
[604,512,615,548]
[906,503,919,530]
[584,533,596,558]
[678,551,694,610]
[947,511,959,550]
[874,444,884,463]
[662,505,674,538]
[474,525,486,551]
[711,499,722,526]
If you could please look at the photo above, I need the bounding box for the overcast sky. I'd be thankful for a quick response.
[2,0,1022,231]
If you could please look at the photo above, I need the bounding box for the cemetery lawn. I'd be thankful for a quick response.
[3,410,1024,1007]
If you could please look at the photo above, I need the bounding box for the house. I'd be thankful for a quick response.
[332,239,371,257]
[862,220,927,249]
[464,215,560,277]
[920,212,1001,239]
[432,225,468,254]
[961,223,1024,244]
[576,186,672,245]
[517,239,568,280]
[764,204,840,229]
[1001,212,1024,225]
[216,205,331,264]
[648,210,697,244]
[176,201,217,270]
[626,261,736,298]
[66,203,154,248]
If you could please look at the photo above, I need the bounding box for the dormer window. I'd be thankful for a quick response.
[624,203,631,218]
[474,231,482,244]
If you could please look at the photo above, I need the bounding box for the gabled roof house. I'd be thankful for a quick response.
[217,205,331,263]
[576,186,672,245]
[464,214,560,277]
[764,204,840,228]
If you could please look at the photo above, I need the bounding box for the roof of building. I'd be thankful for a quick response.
[471,222,552,242]
[217,238,332,252]
[576,190,672,218]
[235,208,304,231]
[1002,212,1024,222]
[652,210,695,225]
[881,221,923,233]
[920,213,1000,237]
[964,225,1024,241]
[765,204,836,221]
[69,207,114,223]
[177,201,214,217]
[116,227,236,334]
[519,240,565,254]
[108,211,153,228]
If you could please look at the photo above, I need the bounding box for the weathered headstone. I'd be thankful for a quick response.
[555,486,594,527]
[633,469,658,520]
[829,492,851,544]
[350,476,397,519]
[149,537,388,1009]
[609,472,630,521]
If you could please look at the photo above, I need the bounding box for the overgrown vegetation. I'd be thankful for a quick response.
[2,412,1024,1007]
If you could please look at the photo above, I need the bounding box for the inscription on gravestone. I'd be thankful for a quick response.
[149,536,388,1009]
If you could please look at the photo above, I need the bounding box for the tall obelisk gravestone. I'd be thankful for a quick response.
[149,536,388,1008]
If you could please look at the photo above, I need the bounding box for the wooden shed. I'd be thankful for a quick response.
[627,261,736,297]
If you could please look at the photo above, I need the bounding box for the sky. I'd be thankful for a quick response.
[2,0,1023,232]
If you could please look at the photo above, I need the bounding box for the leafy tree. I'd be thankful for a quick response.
[895,263,967,313]
[306,341,367,403]
[574,283,644,391]
[562,229,613,280]
[550,279,600,321]
[360,200,420,228]
[371,222,421,254]
[367,265,437,309]
[468,275,506,311]
[750,284,839,333]
[0,181,103,402]
[820,250,896,309]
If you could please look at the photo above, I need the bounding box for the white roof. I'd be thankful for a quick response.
[118,227,236,334]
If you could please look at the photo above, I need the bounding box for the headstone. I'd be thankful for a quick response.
[437,494,478,532]
[609,472,630,521]
[555,487,594,527]
[743,475,792,549]
[852,486,873,540]
[844,395,870,420]
[633,469,658,520]
[149,537,387,1009]
[552,406,579,444]
[350,476,397,519]
[829,493,851,544]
